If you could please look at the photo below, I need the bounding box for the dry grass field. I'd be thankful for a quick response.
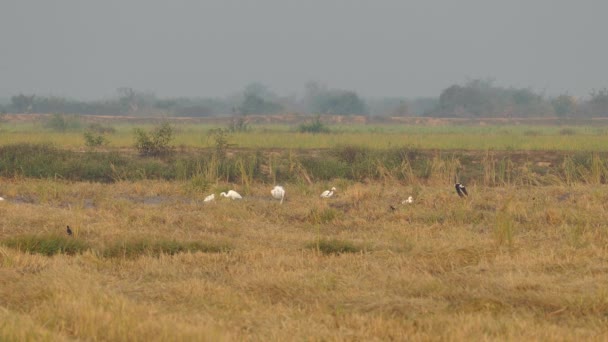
[2,178,608,340]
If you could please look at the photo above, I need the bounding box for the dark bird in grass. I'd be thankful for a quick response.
[455,183,468,198]
[66,225,73,236]
[389,205,397,211]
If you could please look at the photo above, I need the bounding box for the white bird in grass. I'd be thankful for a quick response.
[0,197,4,201]
[320,187,336,198]
[220,190,242,200]
[271,185,285,204]
[203,194,215,202]
[402,196,414,204]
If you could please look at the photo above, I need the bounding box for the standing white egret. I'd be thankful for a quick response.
[220,190,242,200]
[320,187,336,198]
[271,185,285,204]
[203,194,215,202]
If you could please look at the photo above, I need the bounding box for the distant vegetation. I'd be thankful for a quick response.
[297,115,330,133]
[133,122,175,157]
[3,142,608,187]
[3,79,606,118]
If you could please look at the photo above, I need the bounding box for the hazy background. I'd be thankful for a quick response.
[1,0,607,101]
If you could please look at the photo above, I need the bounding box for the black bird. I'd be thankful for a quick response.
[455,183,468,198]
[389,205,397,211]
[66,225,73,236]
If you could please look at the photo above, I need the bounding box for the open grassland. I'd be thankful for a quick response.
[1,179,608,340]
[2,116,608,339]
[4,119,608,151]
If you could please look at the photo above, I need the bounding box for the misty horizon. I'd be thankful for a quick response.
[2,1,607,100]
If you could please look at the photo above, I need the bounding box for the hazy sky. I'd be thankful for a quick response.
[1,0,607,100]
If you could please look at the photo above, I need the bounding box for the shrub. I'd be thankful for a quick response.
[44,113,82,132]
[87,123,116,134]
[559,128,576,135]
[228,115,250,132]
[208,128,233,159]
[306,208,339,224]
[306,238,364,255]
[2,234,90,256]
[0,143,170,182]
[102,239,231,258]
[298,115,330,133]
[133,122,175,156]
[83,130,108,147]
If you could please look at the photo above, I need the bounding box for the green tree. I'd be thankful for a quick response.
[551,94,577,117]
[239,93,282,115]
[312,91,368,115]
[587,88,608,117]
[10,94,36,113]
[434,79,551,118]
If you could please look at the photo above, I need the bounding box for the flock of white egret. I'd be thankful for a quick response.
[0,183,470,237]
[202,185,341,204]
[202,183,469,205]
[0,183,467,207]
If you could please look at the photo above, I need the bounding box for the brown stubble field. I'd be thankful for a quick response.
[1,177,608,340]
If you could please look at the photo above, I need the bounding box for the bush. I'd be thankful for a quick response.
[0,143,169,182]
[559,128,576,136]
[83,130,108,147]
[133,122,175,157]
[3,234,90,256]
[228,115,250,132]
[298,115,330,133]
[102,239,231,258]
[300,157,348,180]
[306,208,339,224]
[208,128,234,159]
[87,123,116,134]
[44,114,82,132]
[306,238,364,255]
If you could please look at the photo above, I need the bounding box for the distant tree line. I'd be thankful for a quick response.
[0,83,373,117]
[1,80,607,118]
[428,79,608,118]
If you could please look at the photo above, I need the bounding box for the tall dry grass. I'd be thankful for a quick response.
[1,178,608,340]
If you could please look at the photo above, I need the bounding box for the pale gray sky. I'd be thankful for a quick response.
[1,0,607,99]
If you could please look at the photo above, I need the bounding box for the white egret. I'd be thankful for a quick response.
[320,187,336,198]
[402,196,414,204]
[203,194,215,202]
[220,190,242,200]
[271,185,285,204]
